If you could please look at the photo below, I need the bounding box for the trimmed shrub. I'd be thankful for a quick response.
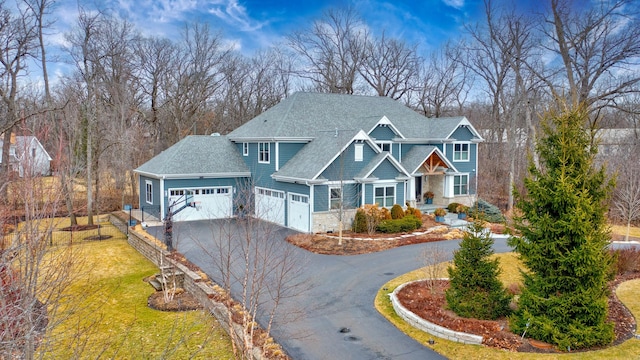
[390,204,405,219]
[447,202,461,213]
[352,208,368,233]
[381,207,392,220]
[411,208,422,218]
[472,199,505,223]
[377,215,422,233]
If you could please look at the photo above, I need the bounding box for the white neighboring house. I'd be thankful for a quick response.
[0,136,52,177]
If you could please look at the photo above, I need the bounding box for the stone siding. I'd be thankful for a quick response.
[312,209,357,233]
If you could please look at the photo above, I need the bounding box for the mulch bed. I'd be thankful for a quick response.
[147,290,204,312]
[287,215,467,255]
[397,276,639,353]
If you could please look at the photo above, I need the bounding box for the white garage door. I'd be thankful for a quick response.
[255,187,285,226]
[288,194,310,232]
[168,187,232,221]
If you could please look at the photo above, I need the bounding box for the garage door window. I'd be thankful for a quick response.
[291,194,308,203]
[145,181,153,204]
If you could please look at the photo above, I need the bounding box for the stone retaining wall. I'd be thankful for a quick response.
[109,214,268,360]
[390,281,483,345]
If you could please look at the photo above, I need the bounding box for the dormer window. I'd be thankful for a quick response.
[377,142,391,153]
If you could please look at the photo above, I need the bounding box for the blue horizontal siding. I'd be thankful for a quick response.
[139,175,161,218]
[369,125,396,140]
[320,142,378,180]
[371,158,401,180]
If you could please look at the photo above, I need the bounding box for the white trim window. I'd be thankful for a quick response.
[145,181,153,204]
[242,142,249,156]
[453,143,469,161]
[377,142,391,153]
[374,185,395,207]
[354,144,363,162]
[330,187,342,209]
[454,174,469,195]
[258,142,270,163]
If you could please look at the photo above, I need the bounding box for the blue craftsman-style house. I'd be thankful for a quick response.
[135,92,483,233]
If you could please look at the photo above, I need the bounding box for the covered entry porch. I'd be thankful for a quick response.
[402,145,458,208]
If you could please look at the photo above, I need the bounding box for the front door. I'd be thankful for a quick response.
[415,176,422,203]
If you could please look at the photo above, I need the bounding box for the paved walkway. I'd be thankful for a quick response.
[150,219,510,360]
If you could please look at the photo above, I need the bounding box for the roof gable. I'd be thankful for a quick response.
[355,152,409,181]
[401,146,457,175]
[367,116,405,139]
[273,130,381,182]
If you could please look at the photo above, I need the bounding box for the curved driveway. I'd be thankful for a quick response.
[167,220,512,360]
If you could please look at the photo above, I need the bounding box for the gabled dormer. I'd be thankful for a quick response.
[367,116,405,155]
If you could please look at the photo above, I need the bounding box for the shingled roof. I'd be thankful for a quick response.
[136,135,250,178]
[228,92,478,141]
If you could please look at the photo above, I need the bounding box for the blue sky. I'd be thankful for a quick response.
[50,0,542,56]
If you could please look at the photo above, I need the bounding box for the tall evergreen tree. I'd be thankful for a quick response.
[446,213,511,320]
[509,105,615,350]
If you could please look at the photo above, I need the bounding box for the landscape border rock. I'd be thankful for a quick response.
[390,280,483,345]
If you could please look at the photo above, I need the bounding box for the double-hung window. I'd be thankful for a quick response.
[145,181,153,204]
[454,175,469,195]
[453,143,469,161]
[242,142,249,156]
[330,187,342,209]
[258,142,270,163]
[374,185,395,207]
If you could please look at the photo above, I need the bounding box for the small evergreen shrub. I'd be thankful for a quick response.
[352,208,367,233]
[446,214,511,320]
[472,199,504,223]
[377,215,422,233]
[390,204,405,219]
[447,202,461,213]
[410,208,422,218]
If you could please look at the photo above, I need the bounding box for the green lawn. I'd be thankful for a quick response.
[38,236,234,359]
[611,224,640,239]
[375,253,640,360]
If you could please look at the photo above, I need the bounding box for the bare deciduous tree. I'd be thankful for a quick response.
[542,0,640,118]
[613,155,640,241]
[195,179,307,359]
[359,33,420,99]
[0,1,38,184]
[287,6,368,94]
[421,245,448,294]
[414,43,470,118]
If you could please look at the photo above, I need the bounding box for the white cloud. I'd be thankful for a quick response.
[443,0,464,9]
[208,0,268,32]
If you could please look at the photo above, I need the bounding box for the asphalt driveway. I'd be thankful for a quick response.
[151,219,511,360]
